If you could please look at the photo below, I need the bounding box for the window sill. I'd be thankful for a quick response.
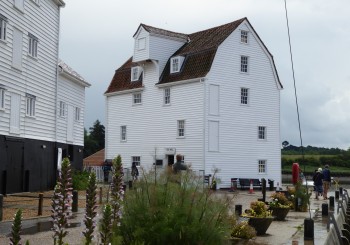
[176,136,185,139]
[0,108,5,112]
[25,115,36,119]
[0,39,7,45]
[27,54,38,61]
[120,140,127,143]
[11,65,22,72]
[163,103,171,106]
[239,71,249,75]
[132,103,142,106]
[13,5,25,14]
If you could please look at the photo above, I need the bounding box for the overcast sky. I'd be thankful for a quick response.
[59,0,350,149]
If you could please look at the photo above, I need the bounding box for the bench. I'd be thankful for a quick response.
[239,178,261,190]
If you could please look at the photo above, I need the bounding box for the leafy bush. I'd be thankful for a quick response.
[117,169,233,245]
[231,221,256,239]
[243,201,272,218]
[72,170,90,190]
[269,192,292,208]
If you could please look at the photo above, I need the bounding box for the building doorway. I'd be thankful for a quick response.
[167,155,174,166]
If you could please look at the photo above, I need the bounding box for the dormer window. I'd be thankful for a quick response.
[131,66,142,81]
[170,56,184,73]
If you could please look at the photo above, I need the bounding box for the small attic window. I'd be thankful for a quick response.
[170,56,184,73]
[241,30,248,43]
[138,37,146,50]
[131,66,142,81]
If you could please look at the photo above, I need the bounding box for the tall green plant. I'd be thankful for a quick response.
[99,204,113,245]
[51,158,73,245]
[119,169,233,244]
[83,172,98,245]
[9,209,22,245]
[111,155,124,226]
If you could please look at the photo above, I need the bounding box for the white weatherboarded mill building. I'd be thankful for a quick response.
[0,0,90,194]
[105,18,283,188]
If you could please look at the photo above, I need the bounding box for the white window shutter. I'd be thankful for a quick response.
[12,28,23,70]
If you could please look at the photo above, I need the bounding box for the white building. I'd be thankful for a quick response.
[0,0,90,194]
[105,18,283,188]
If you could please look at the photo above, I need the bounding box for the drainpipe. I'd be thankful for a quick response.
[201,78,206,174]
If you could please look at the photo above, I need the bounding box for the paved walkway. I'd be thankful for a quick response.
[0,186,335,245]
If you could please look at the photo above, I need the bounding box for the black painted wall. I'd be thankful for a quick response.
[0,135,83,194]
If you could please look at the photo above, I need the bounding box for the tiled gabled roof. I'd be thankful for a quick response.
[106,17,282,94]
[159,18,245,84]
[134,24,188,41]
[105,58,143,94]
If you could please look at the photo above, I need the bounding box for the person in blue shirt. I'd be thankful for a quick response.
[313,168,324,200]
[322,165,331,200]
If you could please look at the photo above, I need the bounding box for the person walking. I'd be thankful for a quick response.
[322,165,331,200]
[313,168,324,200]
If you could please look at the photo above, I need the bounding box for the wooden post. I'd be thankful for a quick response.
[0,194,3,221]
[38,193,43,216]
[99,187,103,204]
[72,190,78,212]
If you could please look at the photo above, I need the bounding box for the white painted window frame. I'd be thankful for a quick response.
[121,125,127,142]
[59,101,66,117]
[138,37,146,50]
[258,126,266,140]
[258,160,267,174]
[164,87,170,105]
[0,14,7,42]
[133,93,142,105]
[26,94,36,117]
[177,120,185,138]
[240,87,249,105]
[240,55,249,73]
[28,33,38,58]
[75,107,81,121]
[0,87,5,110]
[132,156,141,166]
[240,30,248,44]
[131,67,140,81]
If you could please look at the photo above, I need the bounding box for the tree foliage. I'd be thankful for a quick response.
[84,120,105,157]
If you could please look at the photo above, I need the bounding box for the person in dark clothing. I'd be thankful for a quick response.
[172,154,187,174]
[131,162,139,181]
[322,165,331,199]
[313,168,324,200]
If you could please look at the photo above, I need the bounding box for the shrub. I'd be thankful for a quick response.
[72,170,90,190]
[231,221,256,239]
[269,192,292,208]
[117,169,233,244]
[243,201,272,218]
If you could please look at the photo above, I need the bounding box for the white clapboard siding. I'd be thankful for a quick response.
[204,20,281,187]
[56,74,86,146]
[106,61,205,171]
[0,0,60,142]
[133,27,149,62]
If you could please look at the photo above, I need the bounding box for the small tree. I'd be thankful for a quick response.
[99,204,113,245]
[110,155,124,226]
[9,209,22,245]
[51,158,73,245]
[83,172,98,245]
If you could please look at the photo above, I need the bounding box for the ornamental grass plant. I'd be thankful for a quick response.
[116,168,234,245]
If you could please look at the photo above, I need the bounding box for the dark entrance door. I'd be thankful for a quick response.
[6,140,24,193]
[167,155,174,166]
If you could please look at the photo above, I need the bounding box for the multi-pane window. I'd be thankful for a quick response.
[258,160,266,173]
[240,88,249,105]
[0,87,5,109]
[28,34,38,58]
[26,94,36,117]
[258,126,266,140]
[240,55,248,73]
[75,107,81,121]
[171,57,179,73]
[132,156,141,166]
[133,93,142,104]
[0,14,7,41]
[121,125,127,141]
[241,30,248,43]
[131,67,139,81]
[164,88,170,105]
[59,101,66,117]
[177,120,185,137]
